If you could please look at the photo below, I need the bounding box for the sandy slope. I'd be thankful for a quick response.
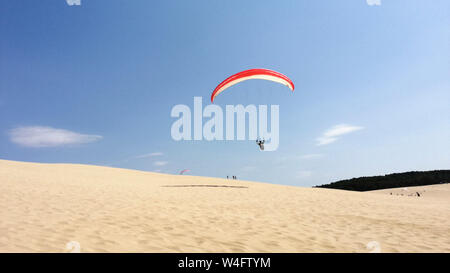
[0,159,449,253]
[370,183,450,202]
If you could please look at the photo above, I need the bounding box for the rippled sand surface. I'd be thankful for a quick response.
[1,159,449,252]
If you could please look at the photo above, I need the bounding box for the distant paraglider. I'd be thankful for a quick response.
[256,138,265,151]
[211,68,295,103]
[179,169,190,175]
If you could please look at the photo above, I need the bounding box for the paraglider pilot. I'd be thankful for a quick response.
[256,139,265,151]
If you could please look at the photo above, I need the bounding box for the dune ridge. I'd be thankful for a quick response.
[0,159,449,253]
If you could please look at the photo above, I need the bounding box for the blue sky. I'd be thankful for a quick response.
[1,0,449,186]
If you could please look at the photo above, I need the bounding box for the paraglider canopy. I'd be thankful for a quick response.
[179,169,190,175]
[211,68,295,103]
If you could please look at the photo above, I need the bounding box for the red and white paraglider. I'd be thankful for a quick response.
[179,169,190,175]
[211,68,295,103]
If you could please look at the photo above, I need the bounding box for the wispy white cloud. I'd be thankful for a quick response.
[366,0,381,6]
[9,126,102,148]
[154,161,168,166]
[134,152,163,159]
[66,0,81,6]
[316,124,363,146]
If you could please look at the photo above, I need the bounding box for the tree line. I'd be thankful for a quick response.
[315,170,450,191]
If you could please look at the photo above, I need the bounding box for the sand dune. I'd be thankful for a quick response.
[0,159,449,253]
[370,183,450,202]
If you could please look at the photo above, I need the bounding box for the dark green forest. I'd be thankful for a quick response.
[315,170,450,191]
